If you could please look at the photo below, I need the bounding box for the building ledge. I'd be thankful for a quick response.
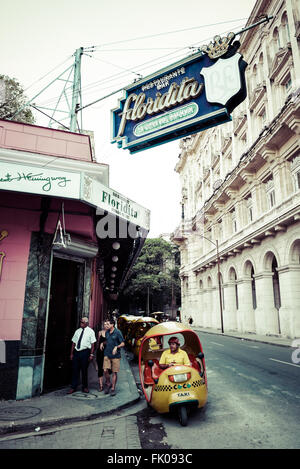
[0,119,94,163]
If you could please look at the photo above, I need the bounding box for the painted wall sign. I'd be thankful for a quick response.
[111,34,247,153]
[0,161,81,199]
[81,175,151,231]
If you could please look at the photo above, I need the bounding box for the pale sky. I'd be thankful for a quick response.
[0,0,257,237]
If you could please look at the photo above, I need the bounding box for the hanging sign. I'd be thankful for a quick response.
[111,33,247,154]
[81,175,151,231]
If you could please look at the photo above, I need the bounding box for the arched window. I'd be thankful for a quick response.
[229,267,238,310]
[272,257,281,310]
[251,266,257,310]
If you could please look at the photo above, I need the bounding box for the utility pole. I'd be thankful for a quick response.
[70,47,83,132]
[216,240,224,333]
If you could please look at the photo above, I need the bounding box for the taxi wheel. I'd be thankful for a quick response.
[178,405,188,426]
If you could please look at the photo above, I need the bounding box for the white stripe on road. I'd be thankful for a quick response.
[269,358,300,368]
[211,341,224,347]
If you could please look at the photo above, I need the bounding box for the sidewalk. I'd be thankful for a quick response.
[0,327,294,439]
[194,326,293,348]
[0,350,140,437]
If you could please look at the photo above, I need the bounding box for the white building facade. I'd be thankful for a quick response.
[173,0,300,338]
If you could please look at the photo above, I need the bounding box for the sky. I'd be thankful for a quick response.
[0,0,257,237]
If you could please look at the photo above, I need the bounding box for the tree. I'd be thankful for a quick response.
[0,75,35,124]
[120,238,181,314]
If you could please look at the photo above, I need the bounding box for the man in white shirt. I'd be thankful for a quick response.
[67,317,96,394]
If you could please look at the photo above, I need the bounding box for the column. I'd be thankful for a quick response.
[223,282,237,331]
[277,265,300,338]
[237,277,256,333]
[252,180,264,219]
[274,161,294,201]
[203,287,213,328]
[254,272,280,335]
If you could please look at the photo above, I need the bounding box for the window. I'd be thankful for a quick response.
[246,196,253,223]
[269,189,276,208]
[272,257,281,312]
[285,77,292,91]
[291,156,300,191]
[251,267,257,310]
[265,178,276,209]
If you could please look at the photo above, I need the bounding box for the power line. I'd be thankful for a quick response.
[5,17,250,124]
[90,17,248,49]
[37,22,246,110]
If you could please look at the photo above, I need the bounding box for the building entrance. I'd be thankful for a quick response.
[43,256,84,392]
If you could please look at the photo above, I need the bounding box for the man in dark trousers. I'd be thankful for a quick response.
[103,318,125,396]
[68,317,96,394]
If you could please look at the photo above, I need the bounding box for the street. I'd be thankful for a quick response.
[1,332,299,450]
[132,332,300,449]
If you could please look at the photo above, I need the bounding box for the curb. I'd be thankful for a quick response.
[0,351,140,437]
[194,328,292,348]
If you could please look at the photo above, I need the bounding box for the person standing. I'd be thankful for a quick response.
[103,318,125,396]
[96,320,110,391]
[68,317,96,394]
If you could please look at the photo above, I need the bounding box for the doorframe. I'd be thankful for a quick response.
[40,251,86,393]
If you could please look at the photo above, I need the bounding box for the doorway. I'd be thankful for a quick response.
[43,256,84,392]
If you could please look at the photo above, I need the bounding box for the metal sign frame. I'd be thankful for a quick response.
[111,37,247,154]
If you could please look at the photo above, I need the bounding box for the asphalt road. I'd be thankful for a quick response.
[153,332,300,449]
[1,333,299,450]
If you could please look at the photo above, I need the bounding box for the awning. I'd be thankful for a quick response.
[0,159,150,297]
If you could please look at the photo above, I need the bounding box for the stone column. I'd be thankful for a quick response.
[237,277,256,333]
[202,287,213,328]
[223,281,237,331]
[277,265,300,338]
[252,180,265,219]
[254,272,280,335]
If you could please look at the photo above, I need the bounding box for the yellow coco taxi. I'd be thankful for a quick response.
[139,321,207,426]
[130,317,159,358]
[117,315,138,341]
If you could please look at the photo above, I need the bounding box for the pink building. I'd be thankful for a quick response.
[0,119,150,399]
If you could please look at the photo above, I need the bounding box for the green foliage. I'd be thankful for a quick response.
[0,75,35,124]
[121,238,181,313]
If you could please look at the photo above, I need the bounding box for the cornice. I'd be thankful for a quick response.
[0,147,109,185]
[193,204,300,274]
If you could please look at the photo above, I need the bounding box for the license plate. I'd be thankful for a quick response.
[176,392,190,398]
